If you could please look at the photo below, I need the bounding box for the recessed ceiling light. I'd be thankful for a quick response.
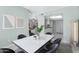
[49,15,62,19]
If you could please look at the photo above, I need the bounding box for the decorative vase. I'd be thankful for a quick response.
[37,32,40,39]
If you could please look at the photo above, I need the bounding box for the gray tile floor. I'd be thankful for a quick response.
[56,43,72,53]
[51,34,73,53]
[72,46,79,53]
[56,43,79,53]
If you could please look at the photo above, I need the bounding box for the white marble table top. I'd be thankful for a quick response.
[12,34,54,53]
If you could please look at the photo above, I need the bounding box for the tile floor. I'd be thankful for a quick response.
[56,43,72,53]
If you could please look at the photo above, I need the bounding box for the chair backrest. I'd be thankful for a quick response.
[0,48,15,53]
[17,34,26,39]
[29,30,35,36]
[46,38,62,53]
[45,32,52,35]
[52,38,62,44]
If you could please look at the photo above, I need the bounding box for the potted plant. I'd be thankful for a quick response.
[36,25,43,37]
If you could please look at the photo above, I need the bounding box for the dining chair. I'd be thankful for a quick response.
[29,30,35,36]
[17,34,26,39]
[46,38,62,53]
[0,48,15,53]
[45,32,52,35]
[38,38,62,53]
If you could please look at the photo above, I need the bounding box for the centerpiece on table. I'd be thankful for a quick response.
[36,25,43,39]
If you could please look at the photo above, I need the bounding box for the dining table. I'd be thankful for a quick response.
[12,34,54,53]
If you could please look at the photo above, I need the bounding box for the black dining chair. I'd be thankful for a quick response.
[0,48,15,53]
[17,34,26,39]
[29,30,35,36]
[46,38,62,53]
[45,32,52,35]
[38,38,62,53]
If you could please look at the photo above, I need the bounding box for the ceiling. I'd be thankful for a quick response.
[23,6,66,14]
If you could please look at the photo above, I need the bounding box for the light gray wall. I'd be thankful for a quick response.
[0,6,30,48]
[48,6,79,44]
